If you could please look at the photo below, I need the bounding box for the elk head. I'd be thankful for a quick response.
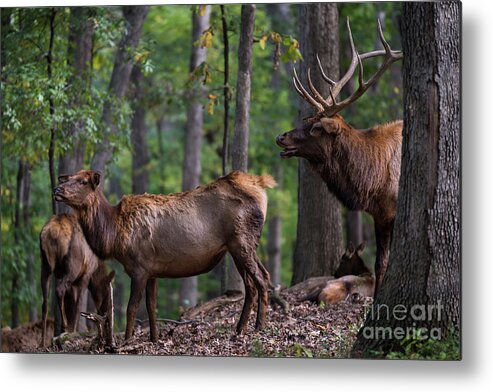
[54,170,102,207]
[334,242,367,278]
[276,19,403,159]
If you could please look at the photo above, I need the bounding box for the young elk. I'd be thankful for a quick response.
[276,20,403,296]
[40,214,115,347]
[53,170,276,343]
[303,242,374,304]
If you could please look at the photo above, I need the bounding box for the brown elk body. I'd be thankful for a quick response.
[276,19,403,295]
[304,242,375,304]
[53,170,276,342]
[40,214,115,347]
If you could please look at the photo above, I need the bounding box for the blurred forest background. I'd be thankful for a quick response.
[1,3,403,331]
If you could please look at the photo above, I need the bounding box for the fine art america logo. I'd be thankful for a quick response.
[361,300,444,340]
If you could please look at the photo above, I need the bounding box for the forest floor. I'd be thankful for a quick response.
[2,282,370,358]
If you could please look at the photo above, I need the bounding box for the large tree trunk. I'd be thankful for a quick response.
[130,65,149,195]
[346,210,363,248]
[57,7,94,205]
[91,6,148,174]
[226,4,256,294]
[291,3,343,285]
[57,7,96,332]
[264,3,293,287]
[352,1,460,356]
[179,6,211,309]
[12,160,30,327]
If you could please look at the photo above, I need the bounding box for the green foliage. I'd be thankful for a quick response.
[366,328,461,360]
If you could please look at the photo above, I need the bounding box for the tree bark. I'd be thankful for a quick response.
[46,8,57,215]
[226,4,256,294]
[264,3,294,287]
[179,6,211,309]
[57,7,96,332]
[58,7,94,214]
[91,6,148,174]
[130,65,149,195]
[220,5,230,177]
[292,3,343,285]
[352,1,460,355]
[346,210,363,247]
[12,160,29,327]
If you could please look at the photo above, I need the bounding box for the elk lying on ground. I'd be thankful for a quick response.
[54,170,276,342]
[276,19,403,296]
[40,214,115,347]
[303,242,374,304]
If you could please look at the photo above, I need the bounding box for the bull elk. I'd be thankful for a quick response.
[40,214,115,347]
[53,170,276,343]
[276,19,403,295]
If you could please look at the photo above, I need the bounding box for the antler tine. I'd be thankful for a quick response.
[292,67,324,113]
[377,18,392,55]
[291,18,403,118]
[328,17,360,99]
[307,68,334,111]
[316,54,336,87]
[322,18,403,117]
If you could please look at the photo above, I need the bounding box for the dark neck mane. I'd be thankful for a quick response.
[308,131,368,211]
[76,189,119,259]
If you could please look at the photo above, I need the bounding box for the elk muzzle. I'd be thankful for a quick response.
[276,133,298,158]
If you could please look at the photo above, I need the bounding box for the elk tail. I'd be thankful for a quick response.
[257,174,277,189]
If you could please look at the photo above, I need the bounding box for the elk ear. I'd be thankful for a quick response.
[320,117,342,135]
[345,241,355,257]
[91,171,102,189]
[356,241,366,255]
[309,122,323,137]
[58,175,69,183]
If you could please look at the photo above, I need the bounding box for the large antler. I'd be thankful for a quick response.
[293,18,403,117]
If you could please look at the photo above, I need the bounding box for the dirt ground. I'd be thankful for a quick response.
[1,283,369,357]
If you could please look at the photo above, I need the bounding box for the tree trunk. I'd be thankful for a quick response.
[267,208,282,286]
[91,5,148,174]
[21,164,36,322]
[57,7,94,203]
[12,160,29,327]
[130,65,149,195]
[264,3,293,287]
[179,6,211,309]
[352,1,460,356]
[292,3,343,285]
[226,4,256,294]
[346,210,363,247]
[47,8,57,216]
[156,116,170,194]
[56,7,96,331]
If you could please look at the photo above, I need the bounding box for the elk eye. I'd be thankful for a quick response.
[80,180,88,185]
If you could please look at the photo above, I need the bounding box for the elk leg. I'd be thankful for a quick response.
[65,288,78,332]
[250,255,269,330]
[40,264,52,347]
[145,278,158,343]
[374,219,394,297]
[125,275,147,340]
[72,275,91,332]
[253,258,270,329]
[231,254,257,334]
[56,278,71,333]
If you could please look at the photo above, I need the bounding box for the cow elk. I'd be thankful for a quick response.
[303,242,375,304]
[53,170,276,343]
[40,214,115,347]
[276,19,403,296]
